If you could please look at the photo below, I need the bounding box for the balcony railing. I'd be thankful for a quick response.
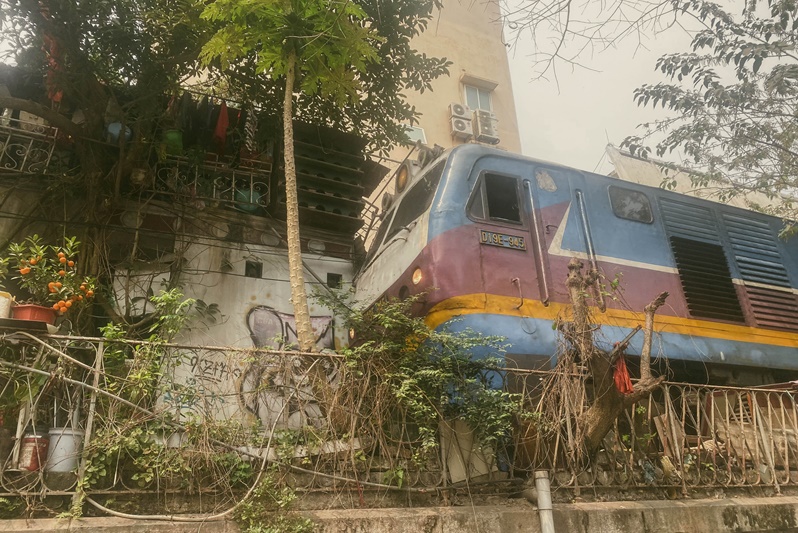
[153,154,271,213]
[0,117,58,175]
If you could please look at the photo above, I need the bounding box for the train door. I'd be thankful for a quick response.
[523,166,574,305]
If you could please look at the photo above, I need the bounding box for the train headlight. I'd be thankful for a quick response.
[412,268,423,285]
[396,164,409,193]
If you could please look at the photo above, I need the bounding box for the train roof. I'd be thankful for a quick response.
[438,144,794,226]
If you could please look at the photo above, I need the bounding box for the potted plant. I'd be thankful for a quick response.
[7,235,96,324]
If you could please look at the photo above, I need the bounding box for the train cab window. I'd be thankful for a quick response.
[609,186,653,223]
[385,161,445,240]
[469,173,522,224]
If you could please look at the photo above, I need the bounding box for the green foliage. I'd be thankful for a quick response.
[201,0,379,104]
[235,469,314,533]
[623,0,798,228]
[6,235,96,308]
[0,497,21,518]
[319,290,526,460]
[198,0,449,153]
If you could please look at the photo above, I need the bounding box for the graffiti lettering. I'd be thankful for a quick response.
[246,306,334,351]
[189,354,242,384]
[240,306,338,429]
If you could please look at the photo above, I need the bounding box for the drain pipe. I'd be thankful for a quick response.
[534,471,555,533]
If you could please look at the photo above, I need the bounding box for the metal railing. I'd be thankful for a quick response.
[152,155,271,213]
[513,376,798,494]
[0,331,796,500]
[0,117,58,175]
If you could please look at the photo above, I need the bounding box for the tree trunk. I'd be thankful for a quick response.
[282,50,316,352]
[561,258,667,456]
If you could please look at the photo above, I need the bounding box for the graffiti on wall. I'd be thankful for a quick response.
[240,306,339,430]
[246,306,334,351]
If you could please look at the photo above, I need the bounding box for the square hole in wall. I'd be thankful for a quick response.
[327,273,342,289]
[245,260,263,279]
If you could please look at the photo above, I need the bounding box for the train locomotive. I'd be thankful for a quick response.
[354,144,798,385]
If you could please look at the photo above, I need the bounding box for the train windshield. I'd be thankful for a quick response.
[361,160,446,268]
[384,160,446,240]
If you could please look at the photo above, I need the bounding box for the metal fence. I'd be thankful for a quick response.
[0,332,796,500]
[518,378,798,494]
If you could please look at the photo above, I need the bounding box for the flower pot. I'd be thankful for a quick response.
[12,304,57,325]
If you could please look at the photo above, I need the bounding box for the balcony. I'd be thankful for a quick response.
[0,116,58,175]
[153,154,272,214]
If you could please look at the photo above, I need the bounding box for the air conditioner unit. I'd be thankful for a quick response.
[449,102,472,121]
[450,117,474,140]
[473,110,500,144]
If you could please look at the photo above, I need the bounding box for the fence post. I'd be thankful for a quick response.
[72,340,103,510]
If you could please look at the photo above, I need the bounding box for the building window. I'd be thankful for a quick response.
[245,260,263,278]
[327,273,343,289]
[403,125,427,145]
[465,85,492,111]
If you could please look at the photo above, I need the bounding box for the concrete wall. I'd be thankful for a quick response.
[4,497,798,532]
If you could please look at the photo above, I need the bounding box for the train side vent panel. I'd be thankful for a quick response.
[660,199,745,322]
[723,213,798,331]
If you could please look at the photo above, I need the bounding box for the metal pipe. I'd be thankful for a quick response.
[524,180,550,306]
[575,189,605,311]
[534,470,555,533]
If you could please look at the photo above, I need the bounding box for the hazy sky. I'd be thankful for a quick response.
[506,19,694,175]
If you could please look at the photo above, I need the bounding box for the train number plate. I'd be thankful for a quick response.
[479,230,527,250]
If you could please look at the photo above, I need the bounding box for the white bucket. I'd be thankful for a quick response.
[45,428,84,473]
[0,292,12,319]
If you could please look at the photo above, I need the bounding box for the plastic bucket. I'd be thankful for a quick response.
[162,129,183,156]
[18,434,49,471]
[46,428,84,473]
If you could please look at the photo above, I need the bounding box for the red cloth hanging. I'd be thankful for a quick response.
[613,353,634,395]
[212,101,229,156]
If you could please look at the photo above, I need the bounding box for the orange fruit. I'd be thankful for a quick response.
[58,270,66,276]
[52,303,59,310]
[68,261,74,267]
[64,301,72,308]
[86,290,94,297]
[19,267,30,275]
[29,258,37,265]
[59,257,67,264]
[57,252,65,258]
[55,282,62,289]
[77,295,83,301]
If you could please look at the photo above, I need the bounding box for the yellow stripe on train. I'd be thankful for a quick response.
[426,294,798,349]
